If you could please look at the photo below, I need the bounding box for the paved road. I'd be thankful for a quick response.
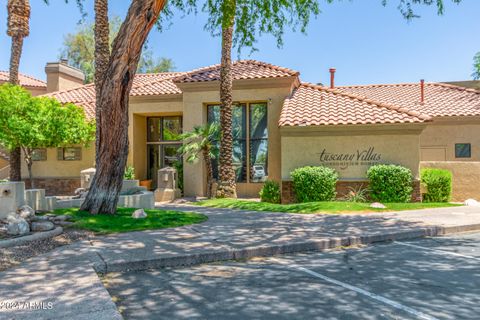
[104,232,480,320]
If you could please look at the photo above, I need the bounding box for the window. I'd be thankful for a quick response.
[147,116,183,188]
[455,143,471,158]
[57,147,82,161]
[32,148,47,161]
[207,102,268,183]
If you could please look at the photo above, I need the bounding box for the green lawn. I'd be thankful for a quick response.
[195,198,461,214]
[49,208,208,234]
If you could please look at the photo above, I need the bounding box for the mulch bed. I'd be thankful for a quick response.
[0,229,95,272]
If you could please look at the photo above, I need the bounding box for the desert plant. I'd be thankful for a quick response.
[421,168,452,202]
[291,166,338,203]
[259,180,281,204]
[367,164,413,203]
[124,165,136,180]
[342,185,370,203]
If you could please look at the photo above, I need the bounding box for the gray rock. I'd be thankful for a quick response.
[17,205,35,220]
[50,215,71,222]
[132,209,147,219]
[370,202,387,209]
[6,217,30,235]
[55,221,74,227]
[31,215,50,221]
[31,221,55,232]
[464,199,480,207]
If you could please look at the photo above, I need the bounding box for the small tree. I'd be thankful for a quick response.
[178,124,219,198]
[0,84,95,188]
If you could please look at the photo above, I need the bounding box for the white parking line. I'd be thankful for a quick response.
[270,259,439,320]
[395,241,480,261]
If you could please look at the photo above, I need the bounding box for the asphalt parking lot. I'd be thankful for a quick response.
[104,232,480,320]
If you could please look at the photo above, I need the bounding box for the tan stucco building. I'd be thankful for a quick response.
[21,60,480,201]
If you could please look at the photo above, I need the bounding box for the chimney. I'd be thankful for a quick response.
[45,60,85,93]
[420,79,425,103]
[329,68,336,89]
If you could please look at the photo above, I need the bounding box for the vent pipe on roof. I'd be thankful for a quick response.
[420,79,425,103]
[329,68,336,89]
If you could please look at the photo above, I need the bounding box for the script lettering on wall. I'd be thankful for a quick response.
[318,147,382,170]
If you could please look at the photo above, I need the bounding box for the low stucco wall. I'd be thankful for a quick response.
[281,132,421,180]
[420,161,480,202]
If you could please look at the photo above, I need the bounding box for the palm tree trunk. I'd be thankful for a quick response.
[203,147,214,198]
[8,35,24,182]
[216,8,237,198]
[80,0,166,214]
[93,0,109,165]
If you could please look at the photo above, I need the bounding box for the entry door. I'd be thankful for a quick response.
[147,144,182,188]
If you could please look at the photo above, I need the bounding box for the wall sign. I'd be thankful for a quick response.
[318,147,382,170]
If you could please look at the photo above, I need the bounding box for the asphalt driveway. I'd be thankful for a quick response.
[104,232,480,320]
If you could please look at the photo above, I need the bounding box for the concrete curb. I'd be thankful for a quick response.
[0,226,63,248]
[94,223,480,274]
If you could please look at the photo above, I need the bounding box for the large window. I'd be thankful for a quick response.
[207,102,268,183]
[57,147,81,161]
[147,116,183,188]
[455,143,471,158]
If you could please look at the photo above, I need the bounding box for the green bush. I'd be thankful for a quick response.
[421,168,452,202]
[291,166,338,203]
[367,164,413,203]
[124,166,136,180]
[259,180,281,204]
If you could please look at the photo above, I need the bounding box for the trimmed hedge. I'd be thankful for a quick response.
[421,168,452,203]
[367,164,413,203]
[291,166,338,202]
[259,180,281,204]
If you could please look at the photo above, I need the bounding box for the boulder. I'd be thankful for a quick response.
[464,199,480,207]
[132,209,147,219]
[31,221,55,232]
[17,205,35,220]
[370,202,387,209]
[6,217,30,236]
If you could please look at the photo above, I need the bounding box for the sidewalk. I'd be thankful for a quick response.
[1,204,480,319]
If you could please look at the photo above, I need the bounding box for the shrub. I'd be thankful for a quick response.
[421,168,452,202]
[291,166,338,202]
[342,185,370,203]
[124,166,136,180]
[367,164,413,203]
[259,180,281,204]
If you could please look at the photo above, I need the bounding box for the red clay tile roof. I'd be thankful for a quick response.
[338,83,480,118]
[0,71,47,88]
[173,60,299,83]
[45,72,185,119]
[279,83,431,127]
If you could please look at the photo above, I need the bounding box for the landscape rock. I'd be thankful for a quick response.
[51,215,71,222]
[370,202,387,209]
[132,209,147,219]
[55,221,74,227]
[31,221,56,232]
[17,205,35,220]
[464,199,480,207]
[6,217,30,236]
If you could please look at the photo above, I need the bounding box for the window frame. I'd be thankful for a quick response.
[147,116,183,143]
[207,101,268,184]
[31,148,47,161]
[455,143,472,159]
[57,147,82,161]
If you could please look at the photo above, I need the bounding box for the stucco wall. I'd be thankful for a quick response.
[420,120,480,161]
[21,146,95,179]
[281,129,422,180]
[181,81,294,197]
[420,161,480,202]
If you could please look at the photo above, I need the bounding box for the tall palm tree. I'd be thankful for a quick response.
[6,0,31,182]
[179,124,219,198]
[216,0,237,198]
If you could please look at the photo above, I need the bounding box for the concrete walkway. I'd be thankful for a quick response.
[1,204,480,319]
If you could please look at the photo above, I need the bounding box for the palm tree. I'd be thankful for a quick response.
[179,124,219,198]
[216,0,237,198]
[6,0,30,182]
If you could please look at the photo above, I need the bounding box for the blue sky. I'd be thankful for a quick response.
[0,0,478,86]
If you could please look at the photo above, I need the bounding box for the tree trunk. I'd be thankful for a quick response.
[216,10,237,198]
[22,148,34,189]
[80,0,166,214]
[203,147,214,198]
[93,0,109,165]
[8,36,24,181]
